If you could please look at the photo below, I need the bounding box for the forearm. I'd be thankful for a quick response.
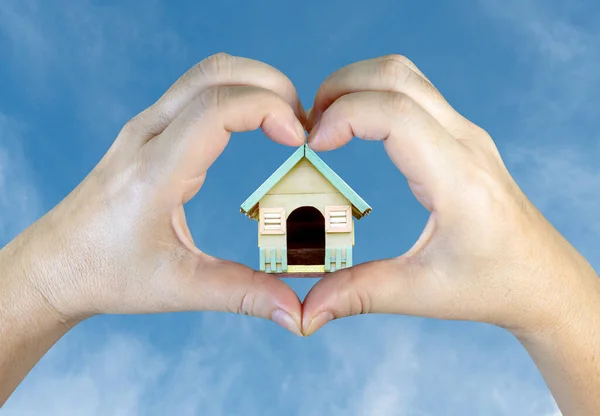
[515,263,600,415]
[0,227,76,406]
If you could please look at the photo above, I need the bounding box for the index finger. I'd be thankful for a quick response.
[308,91,467,210]
[120,53,306,143]
[308,55,474,138]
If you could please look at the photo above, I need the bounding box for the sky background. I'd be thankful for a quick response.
[1,0,599,414]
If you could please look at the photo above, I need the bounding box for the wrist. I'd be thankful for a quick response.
[0,221,85,332]
[507,259,600,344]
[0,225,82,405]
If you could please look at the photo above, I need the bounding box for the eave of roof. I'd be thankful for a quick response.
[240,144,372,220]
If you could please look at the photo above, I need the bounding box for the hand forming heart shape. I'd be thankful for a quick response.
[15,53,596,344]
[4,51,600,414]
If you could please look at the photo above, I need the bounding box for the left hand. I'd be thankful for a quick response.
[7,54,306,335]
[300,55,599,339]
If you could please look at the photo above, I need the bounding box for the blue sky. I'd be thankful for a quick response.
[1,0,599,414]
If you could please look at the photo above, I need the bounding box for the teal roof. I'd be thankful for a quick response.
[240,144,372,220]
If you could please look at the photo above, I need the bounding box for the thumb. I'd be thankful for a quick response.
[301,255,447,336]
[157,247,304,336]
[148,209,304,336]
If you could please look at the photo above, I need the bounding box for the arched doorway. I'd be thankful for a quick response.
[286,206,325,265]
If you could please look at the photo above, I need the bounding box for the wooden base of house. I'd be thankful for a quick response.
[273,272,325,278]
[269,265,326,277]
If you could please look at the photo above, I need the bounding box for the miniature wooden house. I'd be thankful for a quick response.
[240,144,371,275]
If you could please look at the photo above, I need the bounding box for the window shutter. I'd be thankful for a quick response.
[325,205,352,233]
[259,208,286,234]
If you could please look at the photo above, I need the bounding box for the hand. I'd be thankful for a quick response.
[15,53,307,335]
[301,55,599,338]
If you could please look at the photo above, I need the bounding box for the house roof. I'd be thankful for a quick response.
[240,144,372,220]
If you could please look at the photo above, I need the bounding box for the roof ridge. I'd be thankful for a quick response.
[240,144,371,219]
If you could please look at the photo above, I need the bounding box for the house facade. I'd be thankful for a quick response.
[240,144,371,275]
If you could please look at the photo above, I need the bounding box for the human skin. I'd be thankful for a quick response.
[301,55,600,415]
[0,54,307,405]
[0,53,599,414]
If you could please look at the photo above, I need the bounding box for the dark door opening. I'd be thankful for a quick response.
[286,206,325,265]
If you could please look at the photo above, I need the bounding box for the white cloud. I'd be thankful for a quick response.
[478,0,600,269]
[1,316,559,416]
[2,1,597,415]
[478,0,593,63]
[0,0,189,128]
[0,113,41,245]
[0,0,187,73]
[508,144,600,265]
[2,333,166,416]
[2,315,246,416]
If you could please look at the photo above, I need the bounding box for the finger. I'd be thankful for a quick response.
[301,257,445,335]
[302,215,456,335]
[120,53,306,143]
[143,85,306,200]
[307,91,466,209]
[394,54,432,83]
[303,107,313,130]
[307,55,475,138]
[155,249,304,336]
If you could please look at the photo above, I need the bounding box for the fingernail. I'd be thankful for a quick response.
[305,107,313,124]
[303,311,334,336]
[307,120,321,146]
[298,101,307,122]
[311,109,322,129]
[294,118,307,143]
[272,309,302,336]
